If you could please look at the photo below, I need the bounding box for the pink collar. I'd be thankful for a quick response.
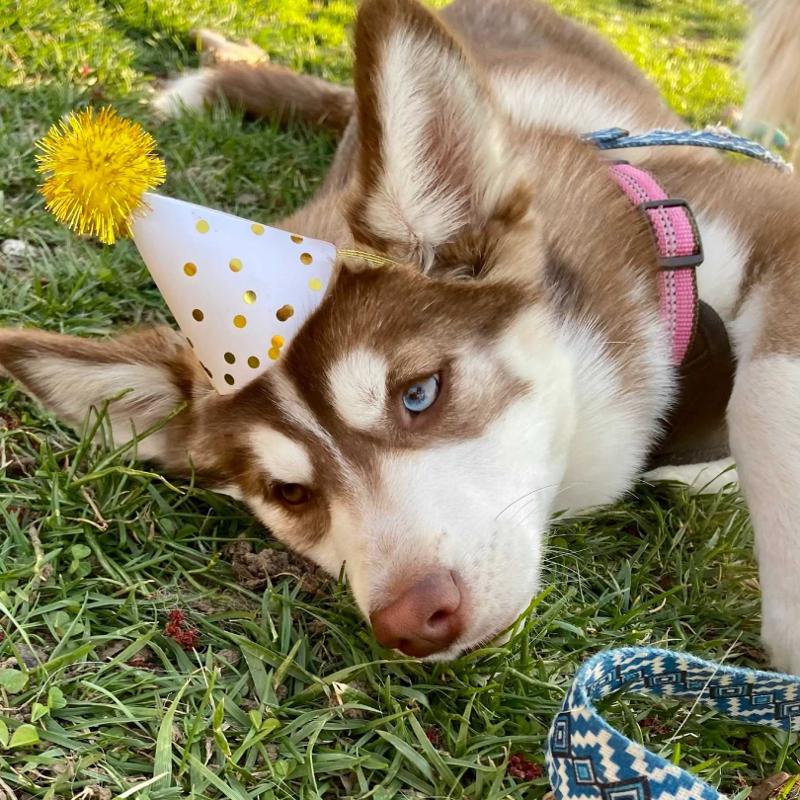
[609,162,703,365]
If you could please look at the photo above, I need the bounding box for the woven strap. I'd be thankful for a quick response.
[585,127,792,173]
[547,647,800,800]
[610,163,702,366]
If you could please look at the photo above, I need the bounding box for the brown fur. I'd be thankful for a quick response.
[207,61,355,133]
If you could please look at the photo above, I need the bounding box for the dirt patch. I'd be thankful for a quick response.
[225,539,327,595]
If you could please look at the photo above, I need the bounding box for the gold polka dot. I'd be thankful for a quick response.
[300,252,313,265]
[243,290,257,305]
[271,335,285,348]
[268,347,281,361]
[276,304,294,322]
[233,314,247,329]
[308,277,323,292]
[183,262,197,277]
[224,374,235,386]
[224,352,236,364]
[290,234,304,244]
[195,220,209,234]
[229,258,243,273]
[192,309,204,322]
[251,223,265,235]
[247,356,260,369]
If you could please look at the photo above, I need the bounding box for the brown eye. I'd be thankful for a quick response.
[276,483,311,506]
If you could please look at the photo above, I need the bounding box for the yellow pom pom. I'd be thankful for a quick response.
[35,107,166,244]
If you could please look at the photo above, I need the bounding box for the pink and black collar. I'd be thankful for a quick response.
[609,162,703,366]
[586,125,789,367]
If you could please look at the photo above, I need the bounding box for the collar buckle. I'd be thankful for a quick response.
[640,197,704,270]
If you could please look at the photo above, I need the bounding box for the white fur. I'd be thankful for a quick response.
[327,348,388,431]
[728,355,800,673]
[152,69,213,117]
[729,287,767,365]
[694,213,752,323]
[247,495,295,544]
[370,30,469,248]
[248,425,314,484]
[555,282,674,512]
[491,71,648,136]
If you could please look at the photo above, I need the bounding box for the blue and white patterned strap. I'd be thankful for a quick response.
[583,127,793,174]
[547,647,800,800]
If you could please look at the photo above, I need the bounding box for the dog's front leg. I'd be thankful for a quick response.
[728,352,800,673]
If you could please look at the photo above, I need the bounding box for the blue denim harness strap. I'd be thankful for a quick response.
[583,127,792,173]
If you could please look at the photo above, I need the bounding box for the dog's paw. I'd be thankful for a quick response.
[643,458,738,495]
[762,600,800,675]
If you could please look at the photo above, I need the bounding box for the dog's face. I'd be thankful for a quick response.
[0,0,575,658]
[205,264,575,658]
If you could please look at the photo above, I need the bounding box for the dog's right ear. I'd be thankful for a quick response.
[0,326,212,470]
[348,0,524,269]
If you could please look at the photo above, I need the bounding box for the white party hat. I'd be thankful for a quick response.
[35,107,347,395]
[131,193,336,394]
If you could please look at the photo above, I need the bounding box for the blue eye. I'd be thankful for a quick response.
[402,374,440,414]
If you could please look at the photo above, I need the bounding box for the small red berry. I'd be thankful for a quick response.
[508,753,544,781]
[425,727,443,748]
[163,609,200,651]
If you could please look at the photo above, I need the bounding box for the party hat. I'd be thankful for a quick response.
[35,107,337,395]
[131,194,335,392]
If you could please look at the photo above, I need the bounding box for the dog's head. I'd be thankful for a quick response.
[0,0,580,659]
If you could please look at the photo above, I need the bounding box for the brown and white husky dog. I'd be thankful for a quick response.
[3,0,800,668]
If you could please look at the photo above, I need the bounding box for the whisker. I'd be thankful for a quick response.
[494,483,560,522]
[506,481,582,527]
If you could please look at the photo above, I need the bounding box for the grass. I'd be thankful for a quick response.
[0,0,790,798]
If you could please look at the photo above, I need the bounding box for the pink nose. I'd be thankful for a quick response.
[370,571,465,657]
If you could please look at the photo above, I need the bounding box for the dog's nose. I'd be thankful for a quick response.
[370,570,464,657]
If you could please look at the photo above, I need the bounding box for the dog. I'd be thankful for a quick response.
[2,0,800,668]
[741,0,800,167]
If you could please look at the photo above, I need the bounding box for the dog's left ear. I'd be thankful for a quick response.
[348,0,525,269]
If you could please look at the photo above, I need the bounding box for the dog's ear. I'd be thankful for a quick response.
[348,0,522,269]
[0,326,212,469]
